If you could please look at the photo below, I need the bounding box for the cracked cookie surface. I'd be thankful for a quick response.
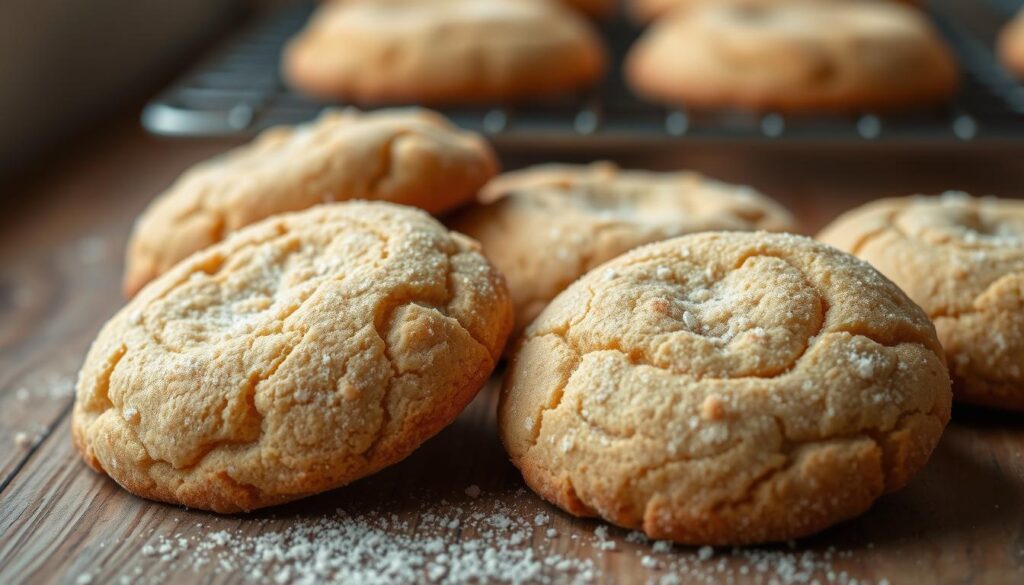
[819,193,1024,411]
[499,231,950,544]
[282,0,606,104]
[123,108,498,296]
[75,201,513,512]
[624,1,958,112]
[449,162,795,345]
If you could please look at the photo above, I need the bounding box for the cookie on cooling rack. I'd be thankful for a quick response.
[820,193,1024,411]
[499,231,951,544]
[625,0,958,112]
[628,0,922,23]
[123,108,498,296]
[283,0,606,104]
[75,202,513,512]
[999,9,1024,79]
[449,162,795,344]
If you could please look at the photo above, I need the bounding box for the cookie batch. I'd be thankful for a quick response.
[72,0,1022,549]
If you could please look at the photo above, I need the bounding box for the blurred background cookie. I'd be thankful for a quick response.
[499,232,950,544]
[123,108,497,296]
[283,0,607,104]
[628,0,921,23]
[819,193,1024,411]
[449,162,795,344]
[75,201,513,513]
[999,8,1024,80]
[625,0,959,113]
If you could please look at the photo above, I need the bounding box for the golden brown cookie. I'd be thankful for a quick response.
[123,108,498,297]
[628,0,921,24]
[999,9,1024,79]
[75,202,513,513]
[819,193,1024,411]
[499,231,950,545]
[283,0,607,104]
[625,0,958,113]
[450,163,796,345]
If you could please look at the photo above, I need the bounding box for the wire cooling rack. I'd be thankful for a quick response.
[141,0,1024,146]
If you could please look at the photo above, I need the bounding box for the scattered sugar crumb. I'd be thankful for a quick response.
[114,490,887,585]
[850,351,877,379]
[14,432,31,448]
[682,311,698,330]
[464,485,481,499]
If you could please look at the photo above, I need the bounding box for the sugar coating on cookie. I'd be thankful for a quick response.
[75,202,513,512]
[999,9,1024,79]
[123,108,498,297]
[450,162,796,342]
[283,0,606,104]
[625,1,958,112]
[819,193,1024,411]
[499,232,950,545]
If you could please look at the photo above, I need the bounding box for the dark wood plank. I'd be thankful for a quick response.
[2,116,1024,584]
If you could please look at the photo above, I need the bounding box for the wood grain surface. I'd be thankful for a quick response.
[1,117,1024,585]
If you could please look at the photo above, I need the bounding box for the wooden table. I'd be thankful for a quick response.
[2,117,1024,584]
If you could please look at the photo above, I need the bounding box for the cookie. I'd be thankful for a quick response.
[123,108,498,296]
[999,9,1024,79]
[74,201,513,513]
[625,1,958,112]
[499,232,950,544]
[819,193,1024,411]
[628,0,920,24]
[449,163,796,343]
[283,0,606,104]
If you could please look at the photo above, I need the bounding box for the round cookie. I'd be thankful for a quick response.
[449,162,796,343]
[819,193,1024,411]
[628,0,921,24]
[625,0,958,113]
[123,108,498,296]
[499,232,950,545]
[75,202,513,513]
[283,0,607,104]
[999,9,1024,80]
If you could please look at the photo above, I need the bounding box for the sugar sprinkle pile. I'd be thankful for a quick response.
[112,488,885,585]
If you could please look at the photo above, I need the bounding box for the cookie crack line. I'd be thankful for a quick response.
[360,247,492,461]
[364,130,410,197]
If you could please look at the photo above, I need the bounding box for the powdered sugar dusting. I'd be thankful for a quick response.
[113,489,883,585]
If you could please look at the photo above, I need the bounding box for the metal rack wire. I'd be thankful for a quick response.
[142,0,1024,146]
